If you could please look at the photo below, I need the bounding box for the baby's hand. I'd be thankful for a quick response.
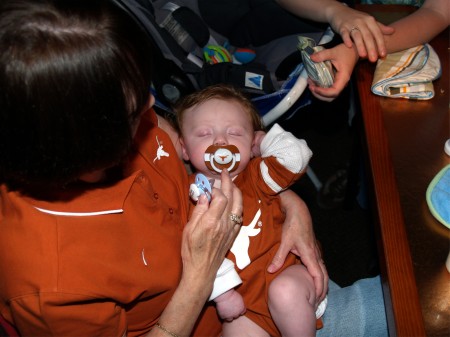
[214,289,246,322]
[251,130,266,158]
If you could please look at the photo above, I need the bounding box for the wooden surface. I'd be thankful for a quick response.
[355,5,449,337]
[357,62,426,337]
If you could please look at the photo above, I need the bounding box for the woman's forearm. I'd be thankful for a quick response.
[385,0,449,53]
[146,171,242,337]
[276,0,393,60]
[146,275,211,337]
[276,0,346,23]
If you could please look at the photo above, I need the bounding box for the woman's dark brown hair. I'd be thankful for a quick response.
[0,0,153,192]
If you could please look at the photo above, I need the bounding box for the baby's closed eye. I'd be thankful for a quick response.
[195,129,213,137]
[228,128,244,136]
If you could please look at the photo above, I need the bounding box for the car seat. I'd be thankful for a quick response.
[112,0,336,126]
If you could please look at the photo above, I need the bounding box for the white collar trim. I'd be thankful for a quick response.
[34,207,123,217]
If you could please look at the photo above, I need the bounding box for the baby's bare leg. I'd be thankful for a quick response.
[269,264,316,337]
[222,315,270,337]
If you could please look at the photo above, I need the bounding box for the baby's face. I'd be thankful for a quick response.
[180,98,254,179]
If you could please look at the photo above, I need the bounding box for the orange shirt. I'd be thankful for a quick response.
[0,109,221,336]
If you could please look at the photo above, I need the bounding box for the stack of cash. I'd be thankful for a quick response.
[297,36,334,88]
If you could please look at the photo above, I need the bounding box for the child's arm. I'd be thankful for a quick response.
[261,123,312,175]
[208,258,242,302]
[254,123,312,195]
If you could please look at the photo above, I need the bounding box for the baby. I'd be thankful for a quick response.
[175,84,326,337]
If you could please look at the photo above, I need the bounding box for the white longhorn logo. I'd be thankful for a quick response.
[153,136,169,163]
[230,208,262,270]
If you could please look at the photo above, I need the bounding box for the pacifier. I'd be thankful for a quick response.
[189,173,214,203]
[204,144,241,173]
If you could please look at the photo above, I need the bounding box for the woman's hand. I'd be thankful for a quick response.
[154,170,242,337]
[325,3,394,61]
[181,169,243,293]
[308,43,359,102]
[276,0,394,61]
[268,190,328,304]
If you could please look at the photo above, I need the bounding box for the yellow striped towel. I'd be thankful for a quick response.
[371,43,441,99]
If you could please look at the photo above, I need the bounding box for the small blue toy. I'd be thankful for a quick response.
[189,173,213,202]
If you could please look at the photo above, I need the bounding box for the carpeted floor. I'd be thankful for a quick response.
[278,88,380,287]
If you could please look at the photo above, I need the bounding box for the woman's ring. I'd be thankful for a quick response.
[229,213,243,226]
[350,26,360,34]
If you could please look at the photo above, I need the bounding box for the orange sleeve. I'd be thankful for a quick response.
[249,156,304,196]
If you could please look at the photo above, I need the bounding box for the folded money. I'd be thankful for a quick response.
[297,36,334,88]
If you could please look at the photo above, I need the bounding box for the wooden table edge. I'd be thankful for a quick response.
[355,60,426,337]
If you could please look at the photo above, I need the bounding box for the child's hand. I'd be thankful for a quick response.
[214,289,246,322]
[251,130,266,158]
[308,43,359,102]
